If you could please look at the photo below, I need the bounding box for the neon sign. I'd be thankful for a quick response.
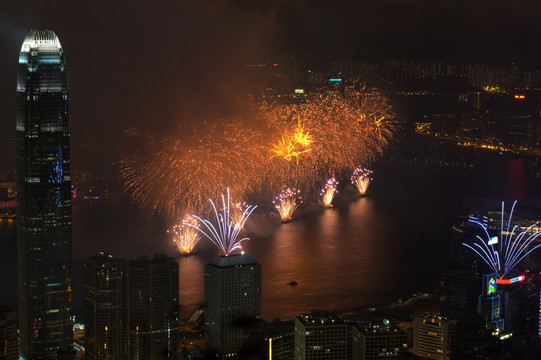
[488,236,498,245]
[496,275,525,285]
[488,276,496,294]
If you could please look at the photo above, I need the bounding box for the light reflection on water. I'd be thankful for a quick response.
[0,190,456,321]
[2,156,538,321]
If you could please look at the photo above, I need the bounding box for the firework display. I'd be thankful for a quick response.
[187,188,257,256]
[118,122,257,218]
[351,166,373,195]
[273,187,302,221]
[118,84,396,219]
[463,201,541,279]
[321,177,338,207]
[169,215,201,255]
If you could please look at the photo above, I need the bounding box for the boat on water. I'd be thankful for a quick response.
[288,280,298,286]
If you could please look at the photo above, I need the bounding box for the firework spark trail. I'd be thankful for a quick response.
[187,188,257,256]
[169,215,201,254]
[273,186,302,221]
[293,117,313,148]
[462,201,541,279]
[270,132,311,162]
[118,121,257,219]
[230,199,249,226]
[321,176,338,207]
[351,166,373,195]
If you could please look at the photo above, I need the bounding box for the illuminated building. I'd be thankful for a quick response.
[504,91,540,148]
[204,254,261,357]
[351,319,407,360]
[265,319,294,360]
[294,310,348,360]
[83,253,126,360]
[497,270,541,356]
[413,315,455,360]
[126,255,179,360]
[477,273,504,331]
[0,306,18,360]
[16,29,73,359]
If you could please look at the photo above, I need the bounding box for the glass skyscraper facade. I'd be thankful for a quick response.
[16,29,73,359]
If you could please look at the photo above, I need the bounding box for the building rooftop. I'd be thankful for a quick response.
[296,310,343,326]
[128,254,176,265]
[355,320,405,336]
[87,252,124,264]
[21,29,62,53]
[208,253,258,268]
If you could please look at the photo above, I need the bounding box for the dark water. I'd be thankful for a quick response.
[2,146,541,321]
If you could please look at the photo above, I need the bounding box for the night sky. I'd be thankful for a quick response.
[1,0,541,177]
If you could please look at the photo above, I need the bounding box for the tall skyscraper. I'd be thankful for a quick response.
[83,253,126,360]
[204,254,262,357]
[126,255,179,360]
[16,29,73,359]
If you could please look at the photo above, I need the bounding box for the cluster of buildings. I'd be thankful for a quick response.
[244,56,541,153]
[4,28,541,360]
[245,57,541,93]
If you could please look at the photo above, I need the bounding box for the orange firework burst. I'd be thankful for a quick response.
[259,83,397,195]
[118,120,257,218]
[270,118,313,162]
[118,85,397,217]
[293,117,313,148]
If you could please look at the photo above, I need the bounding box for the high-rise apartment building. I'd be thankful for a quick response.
[352,320,407,360]
[294,310,348,360]
[126,255,179,360]
[413,315,455,360]
[83,253,179,360]
[16,29,73,359]
[0,306,18,360]
[83,253,126,360]
[204,254,262,357]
